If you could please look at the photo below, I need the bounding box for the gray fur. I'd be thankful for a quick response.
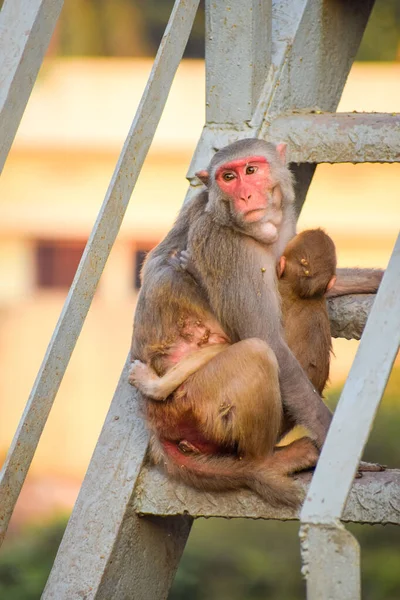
[132,139,333,449]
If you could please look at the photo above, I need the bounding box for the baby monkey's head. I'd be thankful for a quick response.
[278,229,337,298]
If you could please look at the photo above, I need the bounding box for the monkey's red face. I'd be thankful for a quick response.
[215,156,272,223]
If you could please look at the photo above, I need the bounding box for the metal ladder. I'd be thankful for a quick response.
[0,1,399,598]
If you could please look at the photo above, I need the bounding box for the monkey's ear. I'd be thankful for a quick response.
[326,275,336,292]
[196,170,210,186]
[276,143,287,164]
[277,256,286,278]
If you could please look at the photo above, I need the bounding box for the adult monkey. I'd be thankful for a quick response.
[130,139,382,507]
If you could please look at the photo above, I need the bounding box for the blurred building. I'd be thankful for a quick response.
[0,59,398,519]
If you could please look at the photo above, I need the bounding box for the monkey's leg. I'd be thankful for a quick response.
[186,338,282,457]
[129,344,228,400]
[327,267,384,297]
[271,437,319,475]
[158,427,318,509]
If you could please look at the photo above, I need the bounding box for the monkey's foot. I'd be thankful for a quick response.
[357,460,386,473]
[275,437,319,475]
[129,360,153,385]
[355,461,386,479]
[129,360,164,399]
[178,440,201,454]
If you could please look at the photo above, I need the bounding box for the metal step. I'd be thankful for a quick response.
[265,112,400,164]
[136,466,400,525]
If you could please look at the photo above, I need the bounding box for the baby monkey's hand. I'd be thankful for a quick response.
[179,249,202,283]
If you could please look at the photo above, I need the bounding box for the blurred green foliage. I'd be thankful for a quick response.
[0,367,399,599]
[0,518,66,600]
[44,0,400,60]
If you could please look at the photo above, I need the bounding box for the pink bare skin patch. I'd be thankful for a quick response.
[215,156,274,222]
[166,318,229,367]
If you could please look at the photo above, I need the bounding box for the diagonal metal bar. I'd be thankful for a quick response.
[43,360,192,599]
[300,234,400,599]
[0,0,200,547]
[300,525,361,600]
[0,0,64,175]
[301,233,400,525]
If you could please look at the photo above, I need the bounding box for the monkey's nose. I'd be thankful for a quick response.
[240,194,252,203]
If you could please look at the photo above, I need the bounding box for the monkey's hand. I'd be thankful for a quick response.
[179,249,202,283]
[129,360,166,401]
[169,250,201,285]
[169,251,185,272]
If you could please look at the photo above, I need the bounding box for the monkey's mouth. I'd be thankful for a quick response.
[243,207,268,222]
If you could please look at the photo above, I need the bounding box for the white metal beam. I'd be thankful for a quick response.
[187,0,374,213]
[0,0,64,174]
[266,112,400,163]
[205,0,272,125]
[300,234,400,600]
[0,0,200,547]
[43,361,192,599]
[300,525,361,600]
[301,234,400,525]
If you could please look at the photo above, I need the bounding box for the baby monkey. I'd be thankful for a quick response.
[277,228,336,395]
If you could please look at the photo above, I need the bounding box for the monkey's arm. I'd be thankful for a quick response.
[271,343,332,448]
[129,344,228,400]
[327,268,384,298]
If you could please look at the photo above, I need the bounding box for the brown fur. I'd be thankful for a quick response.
[279,229,336,394]
[130,139,383,506]
[130,140,328,507]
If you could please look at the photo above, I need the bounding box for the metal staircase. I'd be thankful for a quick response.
[0,1,399,598]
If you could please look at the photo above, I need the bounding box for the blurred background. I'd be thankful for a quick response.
[0,0,399,598]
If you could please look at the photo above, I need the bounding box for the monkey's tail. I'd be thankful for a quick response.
[158,440,302,509]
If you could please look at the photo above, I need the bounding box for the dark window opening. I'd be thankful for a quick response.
[35,240,86,289]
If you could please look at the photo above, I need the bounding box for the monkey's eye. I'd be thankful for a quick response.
[222,172,236,182]
[246,165,257,175]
